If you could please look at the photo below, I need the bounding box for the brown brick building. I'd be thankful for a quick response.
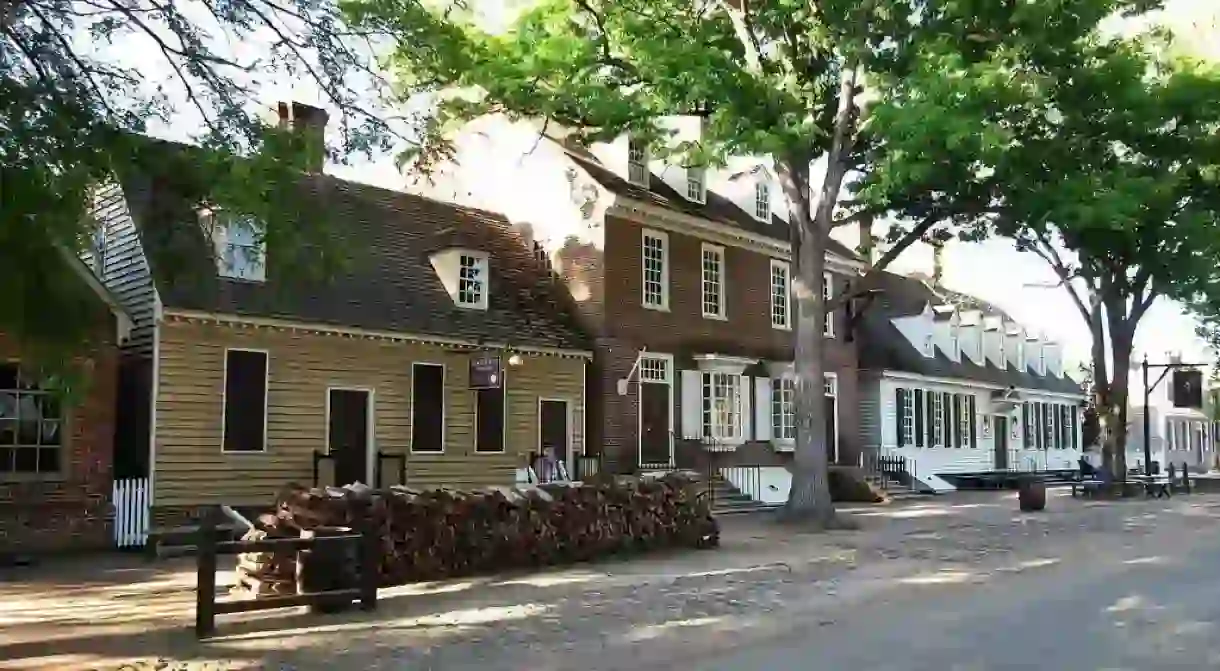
[0,254,129,554]
[425,120,866,480]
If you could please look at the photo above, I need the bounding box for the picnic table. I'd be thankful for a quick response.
[1130,474,1172,499]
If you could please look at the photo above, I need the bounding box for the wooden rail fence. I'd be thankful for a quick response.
[195,502,379,638]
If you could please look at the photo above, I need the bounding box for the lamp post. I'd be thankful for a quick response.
[1141,355,1207,476]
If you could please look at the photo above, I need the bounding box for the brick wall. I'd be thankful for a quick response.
[0,317,118,554]
[594,214,861,472]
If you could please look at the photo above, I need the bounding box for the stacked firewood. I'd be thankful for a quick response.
[234,474,718,591]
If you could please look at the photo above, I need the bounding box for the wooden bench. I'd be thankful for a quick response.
[1131,475,1171,499]
[1071,479,1107,498]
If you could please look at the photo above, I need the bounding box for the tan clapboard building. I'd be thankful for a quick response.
[90,103,591,526]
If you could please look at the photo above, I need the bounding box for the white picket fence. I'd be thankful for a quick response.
[112,477,151,547]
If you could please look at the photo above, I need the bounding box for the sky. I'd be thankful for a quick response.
[121,0,1219,378]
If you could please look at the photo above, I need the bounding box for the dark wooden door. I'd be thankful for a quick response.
[539,400,569,465]
[994,416,1008,470]
[329,389,370,486]
[639,383,671,466]
[824,395,837,464]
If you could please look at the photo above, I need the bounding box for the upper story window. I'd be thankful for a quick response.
[686,166,706,203]
[457,253,489,309]
[823,272,835,337]
[627,137,649,186]
[770,260,790,329]
[202,208,266,283]
[641,229,669,310]
[754,180,771,221]
[701,243,726,319]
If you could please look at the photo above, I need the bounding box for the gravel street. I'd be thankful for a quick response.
[5,489,1220,670]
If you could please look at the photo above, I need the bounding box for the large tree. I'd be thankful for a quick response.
[341,0,1144,524]
[2,0,406,362]
[858,18,1220,479]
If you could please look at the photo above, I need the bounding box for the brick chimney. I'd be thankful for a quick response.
[277,101,328,172]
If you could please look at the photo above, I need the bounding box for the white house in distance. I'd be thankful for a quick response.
[1126,359,1215,473]
[856,267,1087,491]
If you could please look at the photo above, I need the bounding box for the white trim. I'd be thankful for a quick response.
[57,243,134,340]
[148,300,162,503]
[607,199,865,274]
[627,136,650,187]
[324,386,377,485]
[537,397,572,475]
[692,353,757,375]
[822,271,835,338]
[162,309,592,359]
[700,242,727,320]
[473,363,508,454]
[879,369,1086,400]
[219,347,271,454]
[641,228,670,311]
[409,362,446,454]
[636,352,675,467]
[769,259,791,330]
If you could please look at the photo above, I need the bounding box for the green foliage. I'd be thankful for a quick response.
[2,0,399,367]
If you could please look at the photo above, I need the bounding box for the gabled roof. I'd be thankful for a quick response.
[116,138,591,352]
[857,271,1082,395]
[559,148,862,261]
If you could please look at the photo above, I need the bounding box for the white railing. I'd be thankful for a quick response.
[112,477,151,547]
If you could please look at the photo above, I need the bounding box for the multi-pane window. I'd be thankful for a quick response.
[0,364,62,475]
[771,375,838,447]
[686,167,706,202]
[754,180,771,221]
[772,377,795,440]
[206,211,266,282]
[701,244,725,318]
[895,386,976,448]
[1022,401,1079,449]
[457,253,488,309]
[627,137,649,185]
[410,363,445,453]
[702,372,740,442]
[823,272,835,337]
[770,260,790,329]
[642,230,668,309]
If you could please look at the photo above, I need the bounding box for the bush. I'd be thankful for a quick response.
[236,474,719,592]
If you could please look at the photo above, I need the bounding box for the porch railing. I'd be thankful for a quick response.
[310,451,407,488]
[525,453,602,484]
[860,451,917,491]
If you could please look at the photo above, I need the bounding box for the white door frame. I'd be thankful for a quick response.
[636,352,675,468]
[537,397,573,477]
[825,372,840,464]
[325,386,377,485]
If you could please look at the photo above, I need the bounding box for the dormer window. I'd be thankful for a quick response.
[754,180,771,221]
[627,137,649,186]
[686,166,706,203]
[457,253,488,309]
[430,248,490,310]
[201,208,266,283]
[923,334,934,356]
[1038,348,1046,375]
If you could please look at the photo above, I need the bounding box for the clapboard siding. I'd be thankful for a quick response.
[152,316,586,507]
[90,180,159,356]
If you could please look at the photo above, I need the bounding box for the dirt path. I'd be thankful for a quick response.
[4,490,1216,670]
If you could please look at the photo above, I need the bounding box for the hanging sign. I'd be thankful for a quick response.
[469,355,502,390]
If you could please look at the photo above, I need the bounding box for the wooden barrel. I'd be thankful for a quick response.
[295,526,358,613]
[1017,477,1047,512]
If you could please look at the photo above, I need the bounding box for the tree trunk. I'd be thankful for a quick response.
[779,230,837,526]
[1106,331,1134,481]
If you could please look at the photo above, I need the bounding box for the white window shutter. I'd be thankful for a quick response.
[754,377,772,441]
[738,375,753,441]
[680,370,702,440]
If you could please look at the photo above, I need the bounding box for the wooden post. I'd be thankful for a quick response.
[195,507,218,639]
[357,498,379,611]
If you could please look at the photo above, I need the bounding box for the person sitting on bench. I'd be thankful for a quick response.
[1079,456,1104,480]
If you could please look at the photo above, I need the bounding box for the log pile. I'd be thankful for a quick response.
[234,474,718,591]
